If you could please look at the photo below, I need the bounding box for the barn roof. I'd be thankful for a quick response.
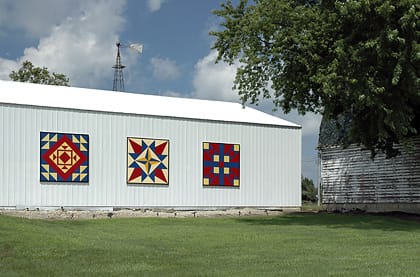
[0,80,300,128]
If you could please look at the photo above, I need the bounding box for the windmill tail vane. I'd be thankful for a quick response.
[112,41,143,92]
[128,43,143,53]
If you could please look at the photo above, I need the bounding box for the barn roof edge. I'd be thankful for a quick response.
[0,80,300,128]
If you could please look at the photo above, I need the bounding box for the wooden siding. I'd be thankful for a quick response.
[320,138,420,205]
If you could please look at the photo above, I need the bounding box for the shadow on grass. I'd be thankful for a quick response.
[235,212,420,232]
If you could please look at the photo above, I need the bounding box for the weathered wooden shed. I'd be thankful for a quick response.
[319,117,420,213]
[0,81,301,210]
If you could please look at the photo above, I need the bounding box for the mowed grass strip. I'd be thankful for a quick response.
[0,213,419,276]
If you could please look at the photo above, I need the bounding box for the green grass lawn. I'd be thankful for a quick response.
[0,213,419,276]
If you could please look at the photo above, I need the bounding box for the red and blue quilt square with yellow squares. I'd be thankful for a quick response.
[203,142,240,187]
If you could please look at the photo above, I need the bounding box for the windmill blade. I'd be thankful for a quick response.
[128,43,143,53]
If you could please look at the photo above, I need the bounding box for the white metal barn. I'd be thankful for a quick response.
[0,81,301,210]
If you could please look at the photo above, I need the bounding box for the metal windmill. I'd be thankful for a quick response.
[112,41,143,92]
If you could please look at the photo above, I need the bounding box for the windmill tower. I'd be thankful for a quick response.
[112,42,125,91]
[112,42,143,92]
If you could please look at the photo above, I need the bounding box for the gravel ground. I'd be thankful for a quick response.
[0,207,299,220]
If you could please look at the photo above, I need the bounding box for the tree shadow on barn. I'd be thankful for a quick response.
[235,212,420,232]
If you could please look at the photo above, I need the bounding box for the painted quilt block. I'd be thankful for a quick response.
[127,138,169,184]
[40,132,89,182]
[203,142,240,187]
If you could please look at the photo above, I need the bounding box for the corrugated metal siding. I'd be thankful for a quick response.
[320,139,420,204]
[0,103,301,208]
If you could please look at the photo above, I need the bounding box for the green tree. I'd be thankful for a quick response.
[302,177,317,202]
[212,0,419,157]
[9,60,69,86]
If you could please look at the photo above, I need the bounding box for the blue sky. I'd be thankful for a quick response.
[0,0,321,182]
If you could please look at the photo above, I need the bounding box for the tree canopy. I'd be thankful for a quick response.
[211,0,419,157]
[9,60,69,86]
[302,177,318,202]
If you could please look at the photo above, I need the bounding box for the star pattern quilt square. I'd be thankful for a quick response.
[40,132,89,183]
[127,137,169,185]
[203,142,240,187]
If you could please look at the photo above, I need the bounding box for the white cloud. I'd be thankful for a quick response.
[150,57,180,80]
[147,0,165,12]
[0,0,81,38]
[0,59,17,81]
[192,50,240,102]
[0,0,129,89]
[161,90,185,98]
[300,113,322,137]
[277,110,322,137]
[254,99,322,137]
